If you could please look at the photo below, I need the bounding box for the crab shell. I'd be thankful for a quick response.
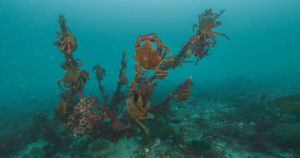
[199,16,218,33]
[126,92,147,119]
[63,69,81,83]
[134,41,162,70]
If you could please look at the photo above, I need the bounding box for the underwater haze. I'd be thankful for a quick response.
[1,0,300,157]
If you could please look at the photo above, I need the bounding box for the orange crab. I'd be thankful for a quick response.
[54,15,78,58]
[55,33,77,58]
[57,60,89,98]
[133,33,170,77]
[193,8,229,46]
[126,90,154,133]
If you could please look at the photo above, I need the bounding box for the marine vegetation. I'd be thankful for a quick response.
[266,93,300,116]
[53,8,228,150]
[150,77,194,114]
[160,8,229,68]
[189,140,212,155]
[0,110,71,158]
[92,64,108,104]
[140,116,185,148]
[271,123,300,147]
[92,51,129,114]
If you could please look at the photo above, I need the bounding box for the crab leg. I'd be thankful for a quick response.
[142,102,151,114]
[136,33,157,40]
[140,115,154,120]
[135,119,149,133]
[211,31,229,40]
[57,79,67,92]
[134,38,141,47]
[207,32,217,46]
[140,37,156,42]
[153,37,165,57]
[160,57,174,67]
[64,82,72,88]
[154,68,168,77]
[160,46,169,61]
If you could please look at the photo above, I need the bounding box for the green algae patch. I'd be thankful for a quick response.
[267,94,300,115]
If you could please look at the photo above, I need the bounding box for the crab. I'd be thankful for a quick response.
[54,15,78,59]
[133,33,170,77]
[55,33,77,58]
[57,60,89,98]
[193,8,229,46]
[126,90,154,133]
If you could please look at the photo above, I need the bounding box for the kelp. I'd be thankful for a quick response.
[267,93,300,115]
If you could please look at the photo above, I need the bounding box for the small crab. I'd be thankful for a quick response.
[193,8,229,46]
[126,90,154,133]
[55,33,77,58]
[54,15,78,59]
[57,60,89,98]
[133,33,170,77]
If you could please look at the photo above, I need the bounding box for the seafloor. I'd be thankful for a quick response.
[1,75,300,158]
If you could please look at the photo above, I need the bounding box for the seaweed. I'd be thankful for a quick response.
[92,51,129,114]
[189,140,212,155]
[150,77,194,114]
[267,93,300,115]
[111,51,129,112]
[92,64,108,104]
[52,9,228,143]
[271,123,300,151]
[140,116,185,149]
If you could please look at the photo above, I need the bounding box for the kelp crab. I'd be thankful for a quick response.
[57,59,89,98]
[54,15,78,58]
[126,90,154,133]
[193,8,229,46]
[133,33,170,77]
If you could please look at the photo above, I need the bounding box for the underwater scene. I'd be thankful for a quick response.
[1,0,300,157]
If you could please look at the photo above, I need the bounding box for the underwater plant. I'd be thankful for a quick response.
[111,51,129,108]
[53,8,228,143]
[189,140,212,155]
[266,93,300,116]
[271,123,300,149]
[150,77,194,114]
[92,64,108,104]
[92,51,129,114]
[140,116,184,147]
